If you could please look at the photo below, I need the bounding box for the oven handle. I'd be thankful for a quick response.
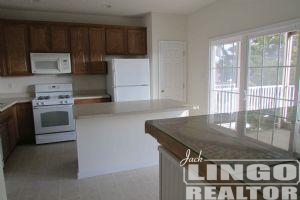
[33,104,73,109]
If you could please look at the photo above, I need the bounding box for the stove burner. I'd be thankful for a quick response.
[37,96,50,100]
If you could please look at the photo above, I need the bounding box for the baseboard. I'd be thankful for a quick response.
[77,161,159,179]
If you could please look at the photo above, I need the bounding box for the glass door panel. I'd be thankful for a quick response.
[245,31,299,151]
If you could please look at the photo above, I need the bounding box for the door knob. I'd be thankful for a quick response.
[161,90,165,93]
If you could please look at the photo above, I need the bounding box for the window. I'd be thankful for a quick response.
[209,22,300,151]
[209,40,241,115]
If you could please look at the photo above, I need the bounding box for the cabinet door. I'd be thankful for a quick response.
[105,27,126,55]
[4,23,31,75]
[89,27,107,74]
[0,22,6,76]
[0,121,10,161]
[16,102,35,144]
[7,117,17,152]
[127,28,147,55]
[29,24,51,52]
[70,27,89,74]
[50,25,70,52]
[6,106,18,153]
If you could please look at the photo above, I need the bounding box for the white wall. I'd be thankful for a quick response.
[188,0,300,115]
[144,13,187,99]
[0,8,143,26]
[0,8,144,95]
[0,75,106,95]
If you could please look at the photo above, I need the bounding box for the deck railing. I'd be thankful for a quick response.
[212,85,295,114]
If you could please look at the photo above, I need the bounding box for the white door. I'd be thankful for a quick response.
[113,59,150,86]
[159,41,186,102]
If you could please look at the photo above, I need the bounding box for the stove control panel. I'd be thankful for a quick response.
[32,99,74,107]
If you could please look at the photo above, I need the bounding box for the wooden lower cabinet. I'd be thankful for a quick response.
[74,97,111,104]
[0,103,35,163]
[16,102,35,144]
[0,120,10,161]
[0,106,19,161]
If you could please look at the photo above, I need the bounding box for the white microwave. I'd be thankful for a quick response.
[30,53,71,74]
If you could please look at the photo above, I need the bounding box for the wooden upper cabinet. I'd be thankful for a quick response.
[127,28,147,55]
[70,26,90,74]
[50,25,70,52]
[29,24,50,52]
[4,23,31,75]
[89,27,107,74]
[105,27,126,55]
[30,24,70,52]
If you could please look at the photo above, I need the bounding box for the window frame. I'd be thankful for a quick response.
[208,36,243,115]
[209,19,300,115]
[208,19,300,152]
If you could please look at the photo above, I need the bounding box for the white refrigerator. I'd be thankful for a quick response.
[106,59,151,102]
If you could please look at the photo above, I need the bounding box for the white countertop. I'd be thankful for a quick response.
[74,99,190,119]
[0,97,33,112]
[73,90,110,100]
[0,90,110,112]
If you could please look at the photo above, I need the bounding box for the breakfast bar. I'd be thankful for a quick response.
[145,110,299,200]
[74,99,190,179]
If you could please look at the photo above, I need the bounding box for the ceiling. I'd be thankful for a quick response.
[0,0,217,17]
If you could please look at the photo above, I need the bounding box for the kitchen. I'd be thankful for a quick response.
[0,6,189,200]
[0,0,300,200]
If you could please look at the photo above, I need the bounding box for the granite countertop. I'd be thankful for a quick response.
[74,99,190,119]
[146,109,300,198]
[145,110,298,160]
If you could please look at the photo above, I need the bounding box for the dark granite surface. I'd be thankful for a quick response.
[146,109,299,160]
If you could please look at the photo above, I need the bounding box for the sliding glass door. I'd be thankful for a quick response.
[245,31,299,150]
[209,26,300,151]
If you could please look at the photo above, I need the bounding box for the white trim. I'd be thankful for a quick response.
[208,39,242,114]
[210,18,300,42]
[208,18,300,114]
[158,40,187,102]
[210,35,243,46]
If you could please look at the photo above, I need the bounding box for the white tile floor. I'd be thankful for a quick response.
[4,142,159,200]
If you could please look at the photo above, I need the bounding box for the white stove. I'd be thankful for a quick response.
[32,84,76,144]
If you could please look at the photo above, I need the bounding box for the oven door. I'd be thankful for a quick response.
[33,105,75,134]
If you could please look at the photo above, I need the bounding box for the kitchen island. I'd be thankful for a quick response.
[74,99,190,179]
[145,110,299,200]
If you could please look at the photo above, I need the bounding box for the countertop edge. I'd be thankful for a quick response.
[73,94,111,100]
[0,93,110,112]
[0,98,33,112]
[75,106,189,120]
